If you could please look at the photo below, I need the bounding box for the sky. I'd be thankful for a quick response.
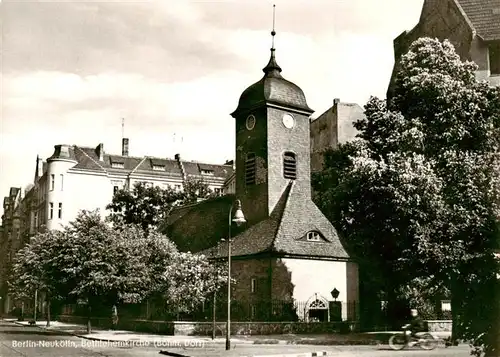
[0,0,425,216]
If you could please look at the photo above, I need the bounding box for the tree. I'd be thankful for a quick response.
[106,179,216,231]
[9,230,68,326]
[313,37,500,355]
[106,182,183,231]
[137,230,228,317]
[160,252,228,314]
[180,179,217,205]
[58,210,150,333]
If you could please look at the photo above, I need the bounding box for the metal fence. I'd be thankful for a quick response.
[62,299,359,323]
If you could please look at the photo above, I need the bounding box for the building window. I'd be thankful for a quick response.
[49,202,54,220]
[113,186,119,194]
[34,212,38,228]
[201,169,214,176]
[306,231,321,242]
[283,152,297,179]
[214,187,221,196]
[152,165,165,171]
[60,174,64,191]
[490,43,500,75]
[251,278,256,293]
[251,305,256,320]
[143,181,154,188]
[441,300,452,312]
[58,203,62,219]
[175,184,181,191]
[245,153,256,186]
[111,162,125,169]
[50,174,55,190]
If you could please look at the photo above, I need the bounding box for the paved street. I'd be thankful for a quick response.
[0,320,470,357]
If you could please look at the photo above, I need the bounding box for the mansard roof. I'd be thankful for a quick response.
[44,144,233,181]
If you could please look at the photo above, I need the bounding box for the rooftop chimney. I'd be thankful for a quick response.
[35,155,43,182]
[333,98,340,107]
[95,143,104,161]
[122,138,129,156]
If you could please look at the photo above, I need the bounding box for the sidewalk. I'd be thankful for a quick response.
[4,318,450,346]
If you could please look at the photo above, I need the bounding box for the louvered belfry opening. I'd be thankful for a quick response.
[245,152,256,185]
[283,151,297,179]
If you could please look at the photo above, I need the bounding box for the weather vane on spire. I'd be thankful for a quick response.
[271,4,276,49]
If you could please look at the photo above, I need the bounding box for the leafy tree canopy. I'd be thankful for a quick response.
[106,179,217,231]
[313,38,500,353]
[9,209,228,331]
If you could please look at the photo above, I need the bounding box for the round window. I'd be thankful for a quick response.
[246,115,256,130]
[282,114,295,129]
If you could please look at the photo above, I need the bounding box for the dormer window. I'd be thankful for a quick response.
[283,152,297,179]
[201,169,214,176]
[245,153,256,186]
[306,231,322,242]
[152,165,165,171]
[111,162,124,169]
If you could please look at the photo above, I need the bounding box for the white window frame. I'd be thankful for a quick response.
[306,231,321,242]
[152,165,165,171]
[111,162,125,169]
[50,174,55,191]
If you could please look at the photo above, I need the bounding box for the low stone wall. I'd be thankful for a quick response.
[58,315,174,335]
[175,321,356,336]
[58,315,355,336]
[426,320,452,332]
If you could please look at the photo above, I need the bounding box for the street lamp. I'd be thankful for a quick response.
[225,199,246,350]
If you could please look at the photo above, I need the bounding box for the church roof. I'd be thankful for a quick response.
[455,0,500,41]
[231,49,313,117]
[163,194,237,253]
[193,181,349,260]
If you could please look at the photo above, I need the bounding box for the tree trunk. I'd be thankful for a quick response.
[212,293,216,340]
[87,304,92,334]
[450,277,462,345]
[34,290,38,322]
[46,295,51,327]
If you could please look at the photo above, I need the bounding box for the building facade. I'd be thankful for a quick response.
[310,98,364,173]
[387,0,500,98]
[0,139,233,314]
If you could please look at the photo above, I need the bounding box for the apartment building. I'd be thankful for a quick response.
[0,139,233,314]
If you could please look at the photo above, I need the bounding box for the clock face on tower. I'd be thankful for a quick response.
[246,115,256,130]
[282,114,295,129]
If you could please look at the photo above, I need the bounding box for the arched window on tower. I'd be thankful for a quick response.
[283,151,297,179]
[245,153,256,186]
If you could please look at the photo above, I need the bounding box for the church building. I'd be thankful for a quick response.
[165,31,359,322]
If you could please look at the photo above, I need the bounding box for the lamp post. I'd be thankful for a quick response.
[225,199,246,351]
[212,241,223,341]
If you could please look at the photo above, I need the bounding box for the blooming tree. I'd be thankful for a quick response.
[313,38,500,355]
[138,230,228,316]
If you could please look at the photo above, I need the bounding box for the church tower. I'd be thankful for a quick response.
[231,27,314,225]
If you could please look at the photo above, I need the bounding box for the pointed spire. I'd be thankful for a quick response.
[263,4,282,77]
